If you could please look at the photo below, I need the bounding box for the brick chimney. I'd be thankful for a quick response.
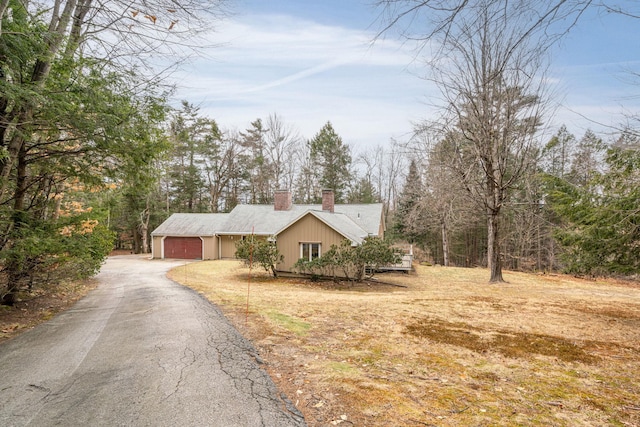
[322,189,334,213]
[274,190,292,211]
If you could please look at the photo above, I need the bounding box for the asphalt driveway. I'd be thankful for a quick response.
[0,255,306,426]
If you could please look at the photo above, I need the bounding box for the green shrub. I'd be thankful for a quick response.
[235,236,283,277]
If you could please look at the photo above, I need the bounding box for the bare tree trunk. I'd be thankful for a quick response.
[441,217,450,267]
[383,147,401,218]
[2,148,29,305]
[0,112,31,200]
[132,225,141,254]
[31,0,78,88]
[487,210,503,282]
[139,207,150,254]
[537,217,542,271]
[209,185,220,213]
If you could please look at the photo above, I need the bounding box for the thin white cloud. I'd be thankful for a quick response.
[172,11,430,149]
[176,7,640,150]
[239,59,353,94]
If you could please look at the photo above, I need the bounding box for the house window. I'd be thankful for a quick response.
[300,243,321,261]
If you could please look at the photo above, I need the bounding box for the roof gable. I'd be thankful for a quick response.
[275,210,370,244]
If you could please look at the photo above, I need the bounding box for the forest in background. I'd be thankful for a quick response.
[1,0,638,305]
[138,103,640,279]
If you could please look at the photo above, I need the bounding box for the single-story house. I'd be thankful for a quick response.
[151,190,386,273]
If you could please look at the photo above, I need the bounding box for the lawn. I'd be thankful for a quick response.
[169,260,640,427]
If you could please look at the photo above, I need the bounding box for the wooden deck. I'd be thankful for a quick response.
[368,245,414,273]
[378,253,413,271]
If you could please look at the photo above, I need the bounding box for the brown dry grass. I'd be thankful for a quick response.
[0,279,98,343]
[171,261,640,427]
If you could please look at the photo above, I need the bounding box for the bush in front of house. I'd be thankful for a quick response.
[235,236,284,278]
[294,237,400,282]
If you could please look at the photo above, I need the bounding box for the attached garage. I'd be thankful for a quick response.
[151,213,229,260]
[163,236,203,259]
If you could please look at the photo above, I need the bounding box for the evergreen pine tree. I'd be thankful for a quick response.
[308,122,352,203]
[392,159,424,242]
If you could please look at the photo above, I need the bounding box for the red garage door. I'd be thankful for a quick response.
[164,237,202,259]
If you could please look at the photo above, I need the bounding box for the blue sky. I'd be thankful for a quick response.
[173,1,640,151]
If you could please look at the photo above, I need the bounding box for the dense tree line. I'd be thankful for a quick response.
[392,126,640,277]
[129,98,639,279]
[119,103,406,251]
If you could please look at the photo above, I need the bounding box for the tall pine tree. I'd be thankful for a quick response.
[392,159,424,242]
[308,122,352,203]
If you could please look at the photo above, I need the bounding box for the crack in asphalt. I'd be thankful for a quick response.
[162,344,197,402]
[27,384,51,394]
[0,256,307,426]
[204,317,306,427]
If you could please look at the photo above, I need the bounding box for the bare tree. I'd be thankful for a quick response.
[542,125,576,179]
[264,113,302,191]
[204,130,247,212]
[353,146,385,203]
[400,2,548,282]
[294,141,320,204]
[381,140,405,218]
[376,1,640,281]
[424,140,480,266]
[375,0,606,56]
[63,0,228,72]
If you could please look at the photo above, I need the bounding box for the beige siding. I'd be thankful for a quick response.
[276,214,347,272]
[202,236,218,260]
[220,235,240,259]
[152,236,163,259]
[219,235,271,259]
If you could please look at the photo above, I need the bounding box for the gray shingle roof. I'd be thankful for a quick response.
[332,204,384,236]
[221,203,383,241]
[220,204,300,235]
[151,213,229,236]
[152,203,384,244]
